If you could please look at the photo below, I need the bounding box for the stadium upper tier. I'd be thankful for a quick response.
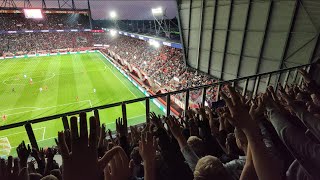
[0,10,90,31]
[0,32,92,53]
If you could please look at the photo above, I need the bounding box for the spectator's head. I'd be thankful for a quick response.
[40,175,58,180]
[187,136,206,157]
[194,155,231,180]
[296,92,310,102]
[225,133,244,156]
[50,169,62,180]
[29,173,43,180]
[234,127,248,151]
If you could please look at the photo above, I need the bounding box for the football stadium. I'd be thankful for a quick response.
[0,0,320,179]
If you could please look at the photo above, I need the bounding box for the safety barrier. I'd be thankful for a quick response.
[0,60,313,153]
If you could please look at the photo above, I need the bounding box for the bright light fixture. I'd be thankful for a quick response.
[110,29,117,36]
[149,39,160,48]
[110,11,117,18]
[151,7,163,15]
[153,41,160,48]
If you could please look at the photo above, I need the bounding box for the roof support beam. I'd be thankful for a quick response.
[275,0,299,89]
[42,0,46,8]
[236,0,252,78]
[207,0,218,74]
[220,0,234,80]
[177,0,188,66]
[309,33,320,63]
[186,0,193,61]
[254,1,273,75]
[196,0,205,69]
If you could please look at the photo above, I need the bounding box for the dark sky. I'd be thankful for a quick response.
[15,0,178,20]
[89,0,178,20]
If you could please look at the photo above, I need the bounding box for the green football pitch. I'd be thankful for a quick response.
[0,52,164,156]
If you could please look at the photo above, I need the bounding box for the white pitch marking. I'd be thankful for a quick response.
[0,127,45,138]
[0,100,92,117]
[42,127,46,141]
[95,54,145,108]
[2,73,56,86]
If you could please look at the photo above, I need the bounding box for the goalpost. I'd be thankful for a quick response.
[0,127,46,156]
[0,137,11,157]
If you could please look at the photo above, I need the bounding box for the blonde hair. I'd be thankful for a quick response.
[194,156,231,180]
[187,136,203,147]
[187,136,205,157]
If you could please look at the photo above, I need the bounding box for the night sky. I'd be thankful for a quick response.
[15,0,178,20]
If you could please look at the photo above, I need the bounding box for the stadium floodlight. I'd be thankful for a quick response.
[110,11,117,19]
[110,29,118,36]
[151,7,163,15]
[149,39,160,48]
[153,41,160,48]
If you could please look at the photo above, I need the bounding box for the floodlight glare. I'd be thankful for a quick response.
[149,39,160,48]
[151,7,163,15]
[110,11,117,18]
[153,41,160,48]
[110,29,117,36]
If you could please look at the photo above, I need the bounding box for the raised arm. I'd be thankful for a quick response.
[220,86,282,180]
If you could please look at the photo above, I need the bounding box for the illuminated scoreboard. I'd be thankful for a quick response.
[23,9,43,19]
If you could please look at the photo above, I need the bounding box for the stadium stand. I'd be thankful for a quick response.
[1,64,319,180]
[94,34,219,107]
[0,11,90,30]
[0,32,93,54]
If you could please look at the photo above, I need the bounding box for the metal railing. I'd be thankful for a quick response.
[0,62,313,151]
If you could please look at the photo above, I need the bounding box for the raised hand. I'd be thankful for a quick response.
[186,108,196,120]
[196,104,207,120]
[222,87,282,180]
[0,156,27,180]
[141,123,152,134]
[249,97,265,120]
[55,112,122,180]
[298,68,311,83]
[116,117,128,137]
[264,86,283,110]
[30,147,45,175]
[107,129,116,145]
[16,141,31,168]
[129,126,140,146]
[139,132,157,162]
[139,132,157,180]
[150,112,164,129]
[98,124,107,152]
[220,86,259,135]
[166,116,183,140]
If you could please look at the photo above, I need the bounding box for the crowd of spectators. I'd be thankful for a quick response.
[93,34,218,103]
[1,65,320,180]
[0,32,93,54]
[0,13,90,31]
